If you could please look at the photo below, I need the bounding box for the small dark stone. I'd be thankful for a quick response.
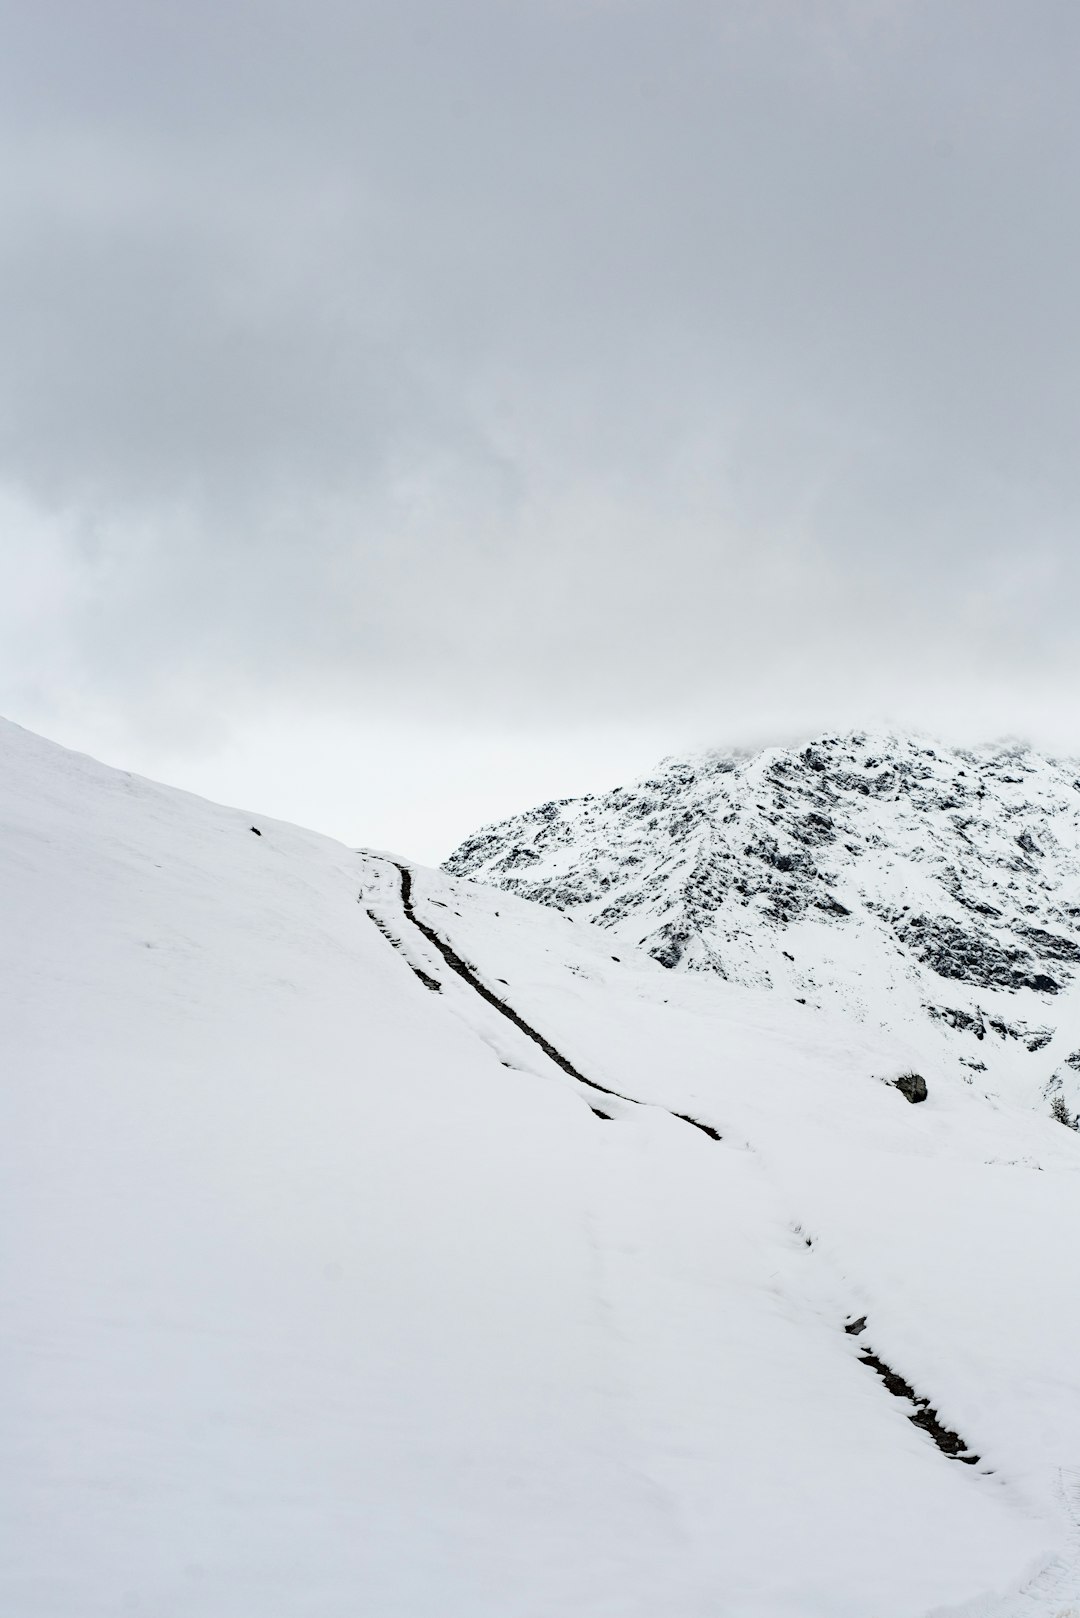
[895,1072,928,1104]
[250,826,262,836]
[844,1316,868,1335]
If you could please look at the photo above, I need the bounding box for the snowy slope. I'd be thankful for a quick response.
[445,731,1080,1126]
[4,718,1080,1617]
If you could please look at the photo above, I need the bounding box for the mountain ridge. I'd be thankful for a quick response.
[445,729,1080,1123]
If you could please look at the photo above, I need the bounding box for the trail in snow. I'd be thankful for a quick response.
[391,859,634,1103]
[385,857,724,1140]
[363,905,443,992]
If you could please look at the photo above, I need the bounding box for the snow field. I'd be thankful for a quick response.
[3,718,1079,1615]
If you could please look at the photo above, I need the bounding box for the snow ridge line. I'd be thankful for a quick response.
[387,861,723,1140]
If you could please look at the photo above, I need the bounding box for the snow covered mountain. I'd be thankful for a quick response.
[5,717,1080,1617]
[445,730,1080,1127]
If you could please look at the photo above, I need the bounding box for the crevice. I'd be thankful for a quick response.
[854,1337,980,1464]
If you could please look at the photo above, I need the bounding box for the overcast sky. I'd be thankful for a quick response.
[2,1,1078,859]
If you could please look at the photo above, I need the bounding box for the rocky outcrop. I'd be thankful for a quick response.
[890,912,1061,994]
[445,731,1080,1073]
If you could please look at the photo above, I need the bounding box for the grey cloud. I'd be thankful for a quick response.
[1,0,1078,736]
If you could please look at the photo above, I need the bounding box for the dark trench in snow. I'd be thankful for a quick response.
[391,863,632,1103]
[364,907,443,993]
[383,862,723,1143]
[855,1340,981,1465]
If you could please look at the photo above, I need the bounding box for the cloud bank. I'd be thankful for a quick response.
[2,1,1078,785]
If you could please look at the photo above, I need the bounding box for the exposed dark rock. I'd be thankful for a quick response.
[1017,924,1080,963]
[814,894,851,917]
[648,926,691,969]
[893,913,1060,994]
[927,1005,1054,1050]
[744,835,816,876]
[926,1004,986,1039]
[894,1072,928,1104]
[986,1015,1051,1048]
[856,1344,980,1463]
[792,811,837,845]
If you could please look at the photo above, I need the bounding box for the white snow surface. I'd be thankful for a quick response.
[3,717,1080,1617]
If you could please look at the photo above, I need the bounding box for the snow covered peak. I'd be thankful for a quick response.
[446,730,1080,1115]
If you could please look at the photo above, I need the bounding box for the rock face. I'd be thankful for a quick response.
[445,731,1080,1108]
